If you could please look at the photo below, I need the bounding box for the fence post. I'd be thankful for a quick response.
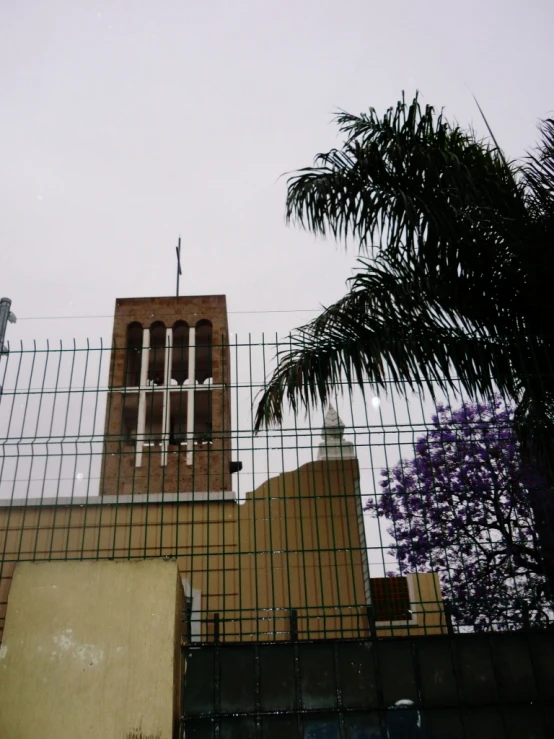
[289,609,298,641]
[366,605,377,637]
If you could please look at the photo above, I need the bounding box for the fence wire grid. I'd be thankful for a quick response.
[0,337,552,642]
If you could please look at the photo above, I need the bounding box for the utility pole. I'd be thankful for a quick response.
[0,297,16,399]
[0,297,16,356]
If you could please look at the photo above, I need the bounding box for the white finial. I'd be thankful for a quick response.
[322,405,345,438]
[317,405,356,460]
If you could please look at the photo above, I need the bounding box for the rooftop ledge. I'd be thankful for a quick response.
[0,491,237,508]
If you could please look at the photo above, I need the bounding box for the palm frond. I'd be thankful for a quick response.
[472,95,509,167]
[254,258,519,429]
[515,118,554,331]
[285,95,524,257]
[524,118,554,213]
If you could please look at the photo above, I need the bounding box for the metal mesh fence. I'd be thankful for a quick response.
[0,338,552,642]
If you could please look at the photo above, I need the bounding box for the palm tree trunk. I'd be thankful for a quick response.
[527,487,554,597]
[521,445,554,598]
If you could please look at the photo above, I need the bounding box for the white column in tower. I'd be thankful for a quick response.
[161,328,173,466]
[186,327,196,466]
[135,327,150,468]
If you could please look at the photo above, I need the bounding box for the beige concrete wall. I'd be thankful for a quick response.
[0,559,183,739]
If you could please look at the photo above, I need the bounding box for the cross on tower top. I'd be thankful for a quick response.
[175,237,182,297]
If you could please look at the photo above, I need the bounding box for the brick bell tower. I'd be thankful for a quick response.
[100,296,234,496]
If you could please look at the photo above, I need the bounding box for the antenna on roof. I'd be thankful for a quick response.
[175,237,182,297]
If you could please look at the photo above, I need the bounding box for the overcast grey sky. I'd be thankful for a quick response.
[1,1,553,570]
[1,0,553,345]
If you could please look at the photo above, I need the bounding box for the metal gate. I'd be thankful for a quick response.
[181,633,554,738]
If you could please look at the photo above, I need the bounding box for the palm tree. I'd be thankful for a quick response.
[255,94,554,592]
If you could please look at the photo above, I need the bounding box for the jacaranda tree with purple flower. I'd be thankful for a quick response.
[366,398,553,631]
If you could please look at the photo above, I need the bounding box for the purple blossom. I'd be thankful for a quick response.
[365,396,553,631]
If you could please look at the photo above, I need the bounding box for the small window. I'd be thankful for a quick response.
[124,322,143,387]
[370,577,411,622]
[148,321,166,386]
[195,320,212,384]
[172,321,189,384]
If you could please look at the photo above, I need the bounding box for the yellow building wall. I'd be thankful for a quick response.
[0,459,445,644]
[235,459,370,640]
[0,559,183,739]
